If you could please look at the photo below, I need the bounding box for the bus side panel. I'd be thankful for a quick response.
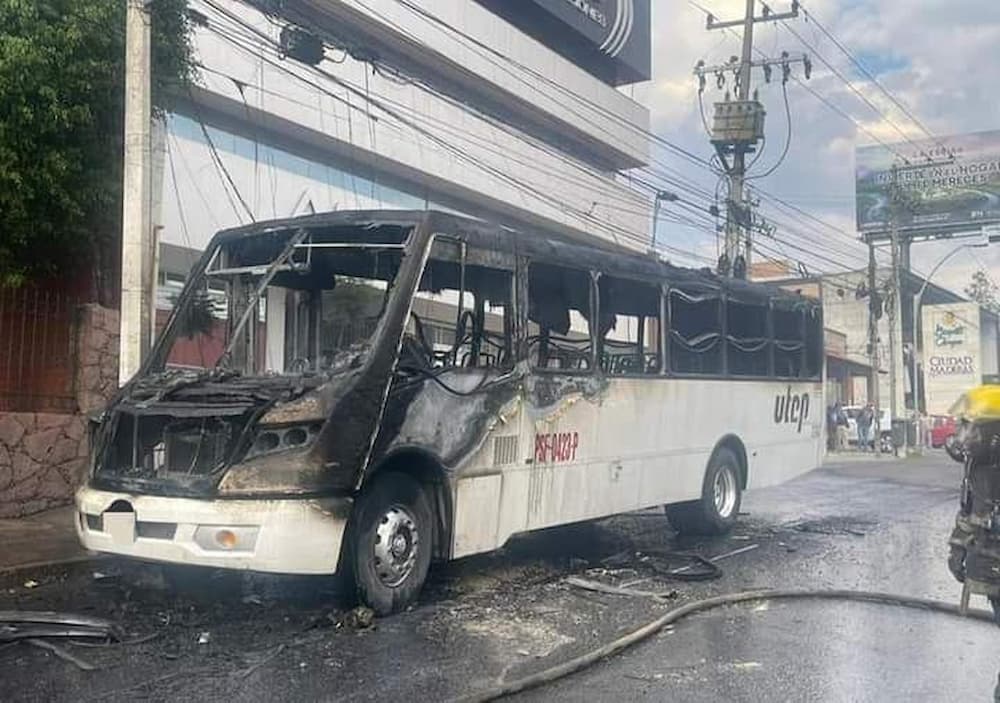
[449,377,824,558]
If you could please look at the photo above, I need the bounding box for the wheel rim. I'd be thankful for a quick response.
[372,504,419,588]
[713,465,738,518]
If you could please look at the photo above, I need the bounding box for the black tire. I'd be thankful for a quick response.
[348,472,433,616]
[947,545,966,583]
[666,447,742,536]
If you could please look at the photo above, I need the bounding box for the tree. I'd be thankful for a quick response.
[966,270,1000,314]
[0,0,196,295]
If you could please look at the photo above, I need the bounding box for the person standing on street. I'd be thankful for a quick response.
[832,402,849,451]
[857,403,874,452]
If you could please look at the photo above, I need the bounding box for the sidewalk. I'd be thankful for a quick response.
[0,506,88,573]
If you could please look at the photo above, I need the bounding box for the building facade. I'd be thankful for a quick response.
[161,0,655,257]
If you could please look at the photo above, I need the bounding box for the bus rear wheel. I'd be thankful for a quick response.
[666,447,742,536]
[349,472,433,616]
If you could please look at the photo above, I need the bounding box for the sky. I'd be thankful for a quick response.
[636,0,1000,295]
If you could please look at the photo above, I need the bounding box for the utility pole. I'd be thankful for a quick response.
[120,0,153,385]
[694,1,809,279]
[866,241,884,454]
[727,0,756,278]
[888,167,903,456]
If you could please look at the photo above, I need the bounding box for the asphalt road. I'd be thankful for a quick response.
[2,452,998,702]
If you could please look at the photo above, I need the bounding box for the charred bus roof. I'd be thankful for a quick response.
[210,209,818,310]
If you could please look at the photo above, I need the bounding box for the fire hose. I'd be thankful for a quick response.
[456,588,997,702]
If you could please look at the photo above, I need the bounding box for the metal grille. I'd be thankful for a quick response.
[0,286,79,412]
[493,435,519,467]
[162,419,233,475]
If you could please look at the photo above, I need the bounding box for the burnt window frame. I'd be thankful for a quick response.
[523,259,598,375]
[416,234,517,371]
[594,271,664,377]
[659,285,822,383]
[513,244,823,384]
[725,295,772,378]
[665,284,726,377]
[771,298,810,380]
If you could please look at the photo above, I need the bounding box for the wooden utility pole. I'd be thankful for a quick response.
[120,0,153,385]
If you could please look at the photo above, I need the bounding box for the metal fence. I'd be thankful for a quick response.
[0,286,79,413]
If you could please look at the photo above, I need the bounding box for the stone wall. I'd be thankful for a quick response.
[0,304,119,518]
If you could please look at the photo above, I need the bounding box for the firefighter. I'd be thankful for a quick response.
[946,383,1000,627]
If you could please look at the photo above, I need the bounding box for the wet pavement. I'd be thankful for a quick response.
[2,453,998,701]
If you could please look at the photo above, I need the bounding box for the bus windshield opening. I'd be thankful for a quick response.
[155,226,410,376]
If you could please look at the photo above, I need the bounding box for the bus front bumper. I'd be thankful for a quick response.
[75,486,352,575]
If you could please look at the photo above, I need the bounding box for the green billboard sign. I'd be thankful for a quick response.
[856,129,1000,233]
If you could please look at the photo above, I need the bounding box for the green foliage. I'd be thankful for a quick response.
[966,270,1000,314]
[0,0,196,289]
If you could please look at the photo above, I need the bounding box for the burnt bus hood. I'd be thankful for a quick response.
[89,368,347,497]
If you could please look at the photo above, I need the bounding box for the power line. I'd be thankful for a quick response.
[795,1,949,154]
[244,0,852,276]
[780,20,932,162]
[747,81,793,180]
[189,97,255,222]
[194,11,707,262]
[198,0,874,274]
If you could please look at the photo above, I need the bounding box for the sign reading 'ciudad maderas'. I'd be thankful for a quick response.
[922,303,982,414]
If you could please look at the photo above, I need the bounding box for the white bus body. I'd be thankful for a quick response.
[76,211,824,613]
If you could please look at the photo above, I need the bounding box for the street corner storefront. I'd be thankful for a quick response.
[825,328,872,406]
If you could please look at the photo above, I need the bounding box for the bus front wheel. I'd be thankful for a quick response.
[349,472,433,616]
[666,447,742,536]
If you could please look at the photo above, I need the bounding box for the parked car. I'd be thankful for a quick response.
[844,405,893,451]
[930,414,957,449]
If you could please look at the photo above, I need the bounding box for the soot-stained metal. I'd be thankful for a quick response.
[84,210,820,511]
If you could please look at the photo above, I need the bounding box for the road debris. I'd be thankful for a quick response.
[663,544,760,578]
[0,611,121,642]
[785,517,875,537]
[340,606,375,630]
[0,611,122,672]
[565,576,678,602]
[25,638,96,671]
[22,580,38,589]
[197,631,211,645]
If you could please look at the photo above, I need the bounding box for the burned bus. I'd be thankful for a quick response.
[76,211,824,614]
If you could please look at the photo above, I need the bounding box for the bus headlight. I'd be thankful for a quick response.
[244,423,322,461]
[218,445,328,495]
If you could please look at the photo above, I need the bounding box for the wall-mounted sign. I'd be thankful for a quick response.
[475,0,651,86]
[922,303,982,414]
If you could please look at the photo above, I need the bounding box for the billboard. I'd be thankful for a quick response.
[474,0,651,86]
[921,303,982,415]
[856,130,1000,233]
